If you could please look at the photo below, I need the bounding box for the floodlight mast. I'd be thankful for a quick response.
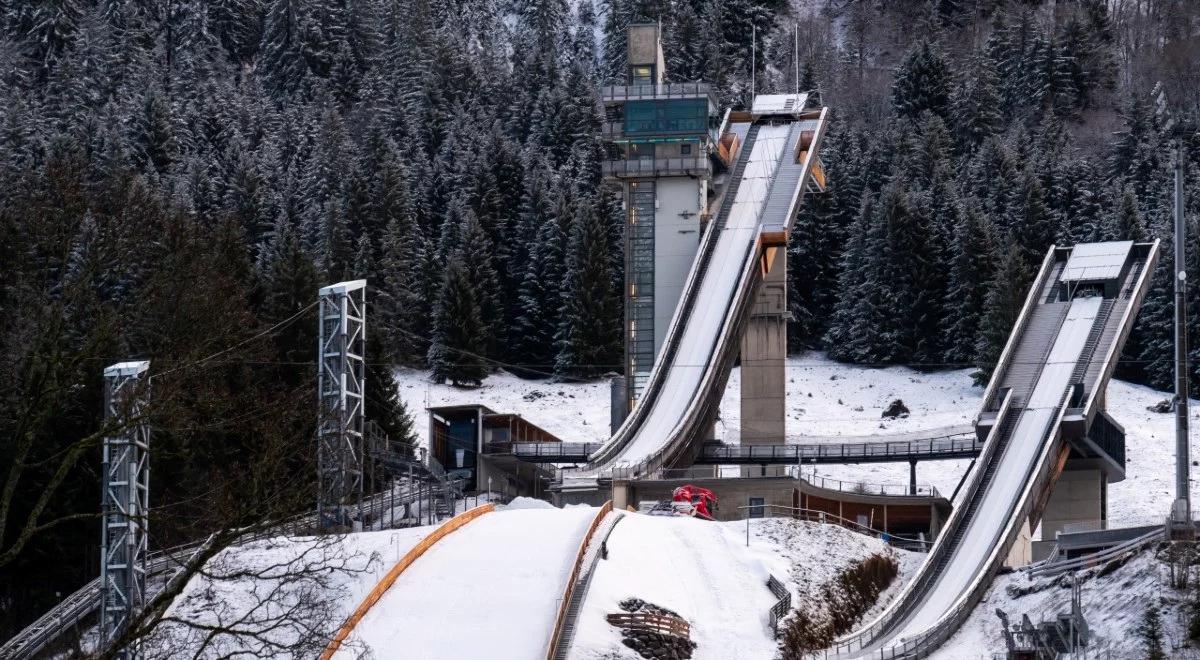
[317,280,367,529]
[1156,82,1194,538]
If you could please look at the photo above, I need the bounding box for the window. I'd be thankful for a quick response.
[748,497,765,519]
[624,99,708,135]
[630,65,654,86]
[680,144,692,156]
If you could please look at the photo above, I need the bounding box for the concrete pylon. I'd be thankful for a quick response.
[740,249,787,476]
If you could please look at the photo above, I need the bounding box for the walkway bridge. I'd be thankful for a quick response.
[485,425,979,465]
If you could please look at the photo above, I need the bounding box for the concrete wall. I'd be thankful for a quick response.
[626,24,665,83]
[739,252,786,445]
[1040,466,1106,541]
[652,177,704,351]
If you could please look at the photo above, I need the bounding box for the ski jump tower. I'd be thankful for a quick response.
[601,24,789,447]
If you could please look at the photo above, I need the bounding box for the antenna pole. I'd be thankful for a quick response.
[751,23,756,101]
[794,23,800,94]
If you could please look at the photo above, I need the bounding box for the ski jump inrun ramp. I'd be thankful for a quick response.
[577,94,831,480]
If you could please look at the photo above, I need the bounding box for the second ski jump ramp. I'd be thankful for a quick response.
[581,95,829,479]
[827,240,1159,658]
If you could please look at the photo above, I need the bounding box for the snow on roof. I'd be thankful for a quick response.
[1060,241,1133,282]
[103,360,150,377]
[318,279,367,295]
[750,93,808,115]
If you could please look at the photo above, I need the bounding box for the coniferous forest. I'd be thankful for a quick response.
[1,0,1199,643]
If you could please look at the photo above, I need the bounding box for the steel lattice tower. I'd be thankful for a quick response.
[100,360,151,659]
[317,280,367,528]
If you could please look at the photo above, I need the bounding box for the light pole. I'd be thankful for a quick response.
[1156,83,1195,538]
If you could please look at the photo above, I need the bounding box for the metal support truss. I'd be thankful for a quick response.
[317,280,367,528]
[100,360,151,660]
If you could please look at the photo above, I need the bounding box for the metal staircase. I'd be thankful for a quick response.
[1067,299,1115,392]
[550,513,626,660]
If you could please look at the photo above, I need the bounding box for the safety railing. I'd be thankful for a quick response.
[698,435,982,465]
[601,156,712,178]
[483,442,600,461]
[1026,527,1162,578]
[739,504,932,552]
[599,82,714,102]
[800,472,940,499]
[766,575,791,635]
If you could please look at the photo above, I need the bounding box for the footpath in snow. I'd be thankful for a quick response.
[334,501,595,660]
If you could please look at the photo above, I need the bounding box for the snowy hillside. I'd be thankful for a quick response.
[396,352,1197,528]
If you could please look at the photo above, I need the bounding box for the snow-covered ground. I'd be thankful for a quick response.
[569,515,918,660]
[145,528,432,658]
[334,501,596,660]
[397,351,1196,529]
[933,547,1200,659]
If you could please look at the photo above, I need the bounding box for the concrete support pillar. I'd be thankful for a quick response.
[1040,465,1107,541]
[909,460,917,495]
[613,481,630,512]
[740,250,787,447]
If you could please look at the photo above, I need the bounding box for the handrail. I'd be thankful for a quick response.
[320,504,495,659]
[800,472,940,499]
[980,245,1058,412]
[828,389,1016,655]
[766,575,791,635]
[1026,527,1162,578]
[545,502,615,660]
[1079,241,1159,424]
[739,504,932,550]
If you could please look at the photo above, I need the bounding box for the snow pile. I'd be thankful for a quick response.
[503,495,557,510]
[569,516,918,660]
[333,506,596,660]
[934,547,1197,659]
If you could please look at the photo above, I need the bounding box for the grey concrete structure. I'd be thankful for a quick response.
[1039,464,1106,541]
[739,250,787,446]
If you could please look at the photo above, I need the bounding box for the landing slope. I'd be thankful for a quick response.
[332,504,595,660]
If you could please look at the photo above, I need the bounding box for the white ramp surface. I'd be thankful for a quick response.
[335,506,595,660]
[883,296,1104,646]
[609,125,792,467]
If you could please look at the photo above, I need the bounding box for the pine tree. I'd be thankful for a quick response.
[891,40,951,121]
[556,196,621,379]
[974,235,1031,383]
[944,204,996,365]
[950,56,1003,151]
[1137,604,1165,660]
[427,255,487,387]
[512,213,566,375]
